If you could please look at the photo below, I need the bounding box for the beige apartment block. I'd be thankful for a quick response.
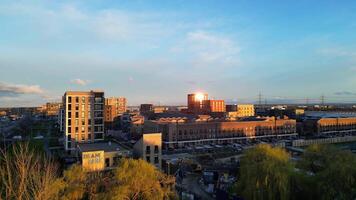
[63,90,105,151]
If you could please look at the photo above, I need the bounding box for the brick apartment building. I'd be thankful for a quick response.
[145,116,296,149]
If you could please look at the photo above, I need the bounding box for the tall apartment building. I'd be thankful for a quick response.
[63,91,105,151]
[140,104,153,114]
[202,99,226,113]
[104,97,127,122]
[187,93,208,113]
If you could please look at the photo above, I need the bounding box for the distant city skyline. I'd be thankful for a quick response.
[1,0,356,107]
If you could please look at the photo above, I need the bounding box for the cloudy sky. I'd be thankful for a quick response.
[1,0,356,107]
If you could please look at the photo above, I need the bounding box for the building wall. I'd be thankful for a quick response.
[63,91,105,151]
[81,150,125,172]
[317,118,356,134]
[202,100,226,113]
[187,93,208,113]
[150,118,296,149]
[40,102,62,116]
[104,97,127,122]
[133,133,162,169]
[237,104,255,117]
[82,151,105,172]
[140,104,153,114]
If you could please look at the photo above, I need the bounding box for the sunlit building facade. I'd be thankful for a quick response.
[202,99,226,113]
[104,97,127,122]
[145,117,296,149]
[187,93,209,113]
[63,91,105,151]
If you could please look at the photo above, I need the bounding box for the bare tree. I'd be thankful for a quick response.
[0,142,64,200]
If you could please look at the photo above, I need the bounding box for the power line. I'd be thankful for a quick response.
[321,95,325,105]
[258,92,262,106]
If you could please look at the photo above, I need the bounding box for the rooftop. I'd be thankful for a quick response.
[78,142,123,153]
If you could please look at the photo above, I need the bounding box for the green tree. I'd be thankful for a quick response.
[61,165,87,200]
[296,144,356,200]
[235,144,293,200]
[110,159,176,200]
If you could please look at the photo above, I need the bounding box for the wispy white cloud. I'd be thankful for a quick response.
[0,82,44,96]
[334,91,356,96]
[172,31,240,68]
[71,78,90,86]
[0,2,186,44]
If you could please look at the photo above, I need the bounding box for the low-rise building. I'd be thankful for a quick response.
[225,104,255,119]
[145,116,296,149]
[78,142,131,172]
[301,117,356,136]
[133,133,162,169]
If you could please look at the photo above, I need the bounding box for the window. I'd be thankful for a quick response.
[146,156,150,162]
[81,104,85,111]
[75,112,79,118]
[81,126,85,132]
[154,145,159,154]
[75,105,79,111]
[95,119,103,125]
[94,133,103,139]
[95,97,102,103]
[75,119,79,126]
[68,112,71,118]
[67,127,71,133]
[94,104,103,110]
[88,134,91,139]
[105,158,110,167]
[81,112,85,118]
[82,97,85,103]
[154,156,159,164]
[68,119,71,126]
[94,126,103,132]
[68,96,72,103]
[68,104,72,110]
[81,134,85,140]
[75,127,79,133]
[76,97,79,103]
[146,146,151,154]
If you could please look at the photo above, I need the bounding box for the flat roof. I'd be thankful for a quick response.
[78,142,122,152]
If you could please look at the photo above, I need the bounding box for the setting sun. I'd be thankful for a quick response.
[195,93,205,102]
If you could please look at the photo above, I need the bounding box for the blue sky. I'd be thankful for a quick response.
[1,0,356,106]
